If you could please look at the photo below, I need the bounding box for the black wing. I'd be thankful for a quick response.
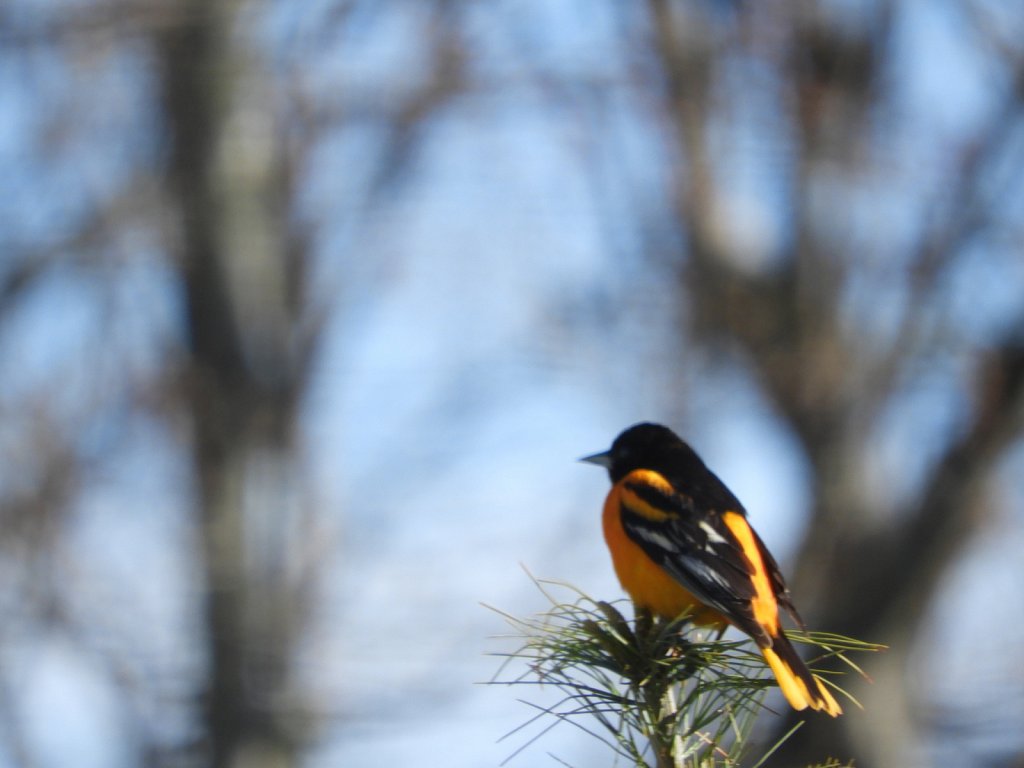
[618,476,771,645]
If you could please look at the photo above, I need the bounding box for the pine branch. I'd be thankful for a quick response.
[487,579,882,767]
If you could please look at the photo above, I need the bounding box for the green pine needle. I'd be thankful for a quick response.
[486,577,884,767]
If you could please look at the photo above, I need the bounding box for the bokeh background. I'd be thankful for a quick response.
[3,1,1024,766]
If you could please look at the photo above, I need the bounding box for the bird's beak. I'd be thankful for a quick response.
[579,450,612,468]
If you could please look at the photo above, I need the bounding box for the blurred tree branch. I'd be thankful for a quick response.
[152,0,466,765]
[640,1,1024,765]
[0,0,467,765]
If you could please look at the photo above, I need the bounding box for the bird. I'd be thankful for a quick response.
[581,422,842,716]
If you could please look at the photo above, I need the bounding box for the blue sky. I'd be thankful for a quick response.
[3,2,1024,767]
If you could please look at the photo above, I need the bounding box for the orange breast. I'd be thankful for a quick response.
[602,486,727,627]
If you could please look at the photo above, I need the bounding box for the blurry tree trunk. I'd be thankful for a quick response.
[156,2,313,765]
[645,1,1024,765]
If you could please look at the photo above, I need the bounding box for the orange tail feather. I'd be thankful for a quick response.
[761,633,842,717]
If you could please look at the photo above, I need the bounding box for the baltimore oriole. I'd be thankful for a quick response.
[582,422,841,716]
